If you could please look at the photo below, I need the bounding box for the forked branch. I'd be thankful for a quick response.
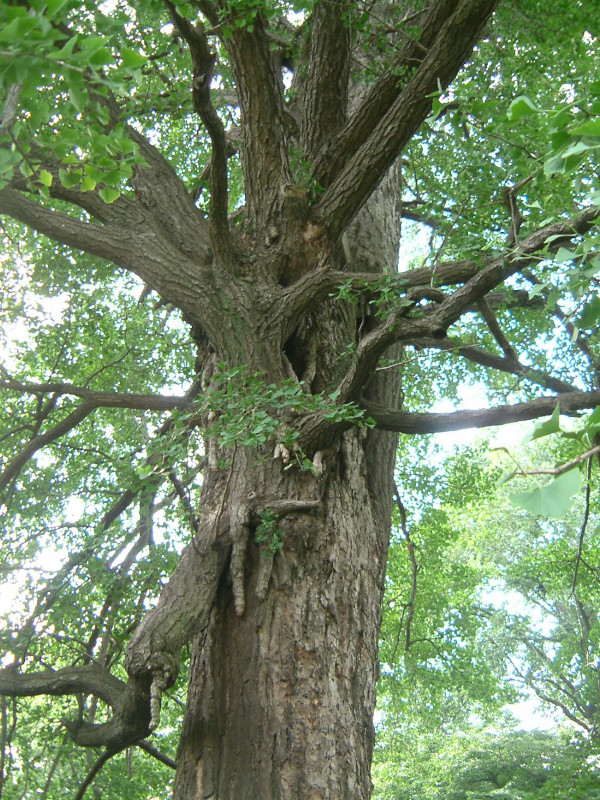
[313,0,499,239]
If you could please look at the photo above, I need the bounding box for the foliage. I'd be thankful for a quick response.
[374,726,600,800]
[1,0,600,796]
[255,508,285,555]
[202,364,374,451]
[374,423,600,798]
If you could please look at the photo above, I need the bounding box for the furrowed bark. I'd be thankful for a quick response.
[299,0,351,161]
[313,0,499,240]
[171,433,394,799]
[221,10,292,233]
[0,187,213,319]
[313,0,458,186]
[0,188,133,265]
[168,120,405,799]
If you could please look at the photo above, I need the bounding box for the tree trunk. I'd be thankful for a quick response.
[173,427,396,798]
[169,152,403,797]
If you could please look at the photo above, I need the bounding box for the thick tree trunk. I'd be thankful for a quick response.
[173,428,396,798]
[172,160,403,798]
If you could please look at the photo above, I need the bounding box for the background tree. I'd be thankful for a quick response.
[373,426,600,799]
[1,0,600,798]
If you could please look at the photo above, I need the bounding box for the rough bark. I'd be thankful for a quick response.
[173,435,392,798]
[169,135,404,800]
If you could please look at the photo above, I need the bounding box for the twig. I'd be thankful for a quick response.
[73,749,118,800]
[572,454,594,595]
[517,444,600,478]
[136,738,176,769]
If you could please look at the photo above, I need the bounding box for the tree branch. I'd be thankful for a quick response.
[363,390,600,434]
[73,749,116,800]
[0,188,133,266]
[313,0,498,239]
[426,205,600,333]
[410,336,577,394]
[0,83,22,137]
[167,3,234,269]
[299,0,350,161]
[0,665,124,709]
[136,738,177,769]
[0,384,195,495]
[0,401,96,495]
[572,455,594,594]
[221,10,291,231]
[476,297,518,360]
[0,374,190,411]
[278,259,481,341]
[4,142,140,227]
[312,0,460,186]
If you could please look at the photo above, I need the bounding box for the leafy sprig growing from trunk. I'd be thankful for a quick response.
[255,509,285,556]
[203,365,374,450]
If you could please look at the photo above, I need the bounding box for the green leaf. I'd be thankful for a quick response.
[507,95,537,121]
[44,0,72,19]
[570,118,600,137]
[69,84,87,113]
[38,169,53,187]
[120,46,146,68]
[544,154,566,176]
[582,406,600,439]
[19,160,34,178]
[555,247,576,264]
[58,168,81,188]
[511,468,582,518]
[530,405,561,441]
[0,16,37,42]
[99,185,121,203]
[579,293,600,329]
[80,175,96,192]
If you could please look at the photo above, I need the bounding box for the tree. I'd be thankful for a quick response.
[374,725,600,800]
[0,0,599,797]
[372,431,600,799]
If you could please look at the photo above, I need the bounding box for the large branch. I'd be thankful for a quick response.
[125,126,212,263]
[221,10,291,231]
[427,205,600,332]
[0,375,190,410]
[278,260,481,341]
[0,384,195,494]
[0,188,133,265]
[313,0,458,186]
[410,337,577,394]
[313,0,498,240]
[299,0,350,161]
[0,665,124,708]
[167,3,234,269]
[3,144,139,227]
[364,389,600,434]
[0,182,220,324]
[328,206,599,408]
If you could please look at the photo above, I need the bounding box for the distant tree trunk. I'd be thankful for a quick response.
[173,169,403,799]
